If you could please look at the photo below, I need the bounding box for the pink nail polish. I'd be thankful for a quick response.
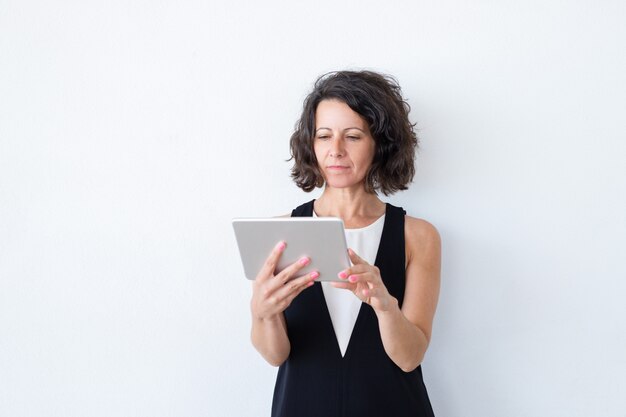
[348,275,357,283]
[338,271,347,279]
[310,271,320,279]
[299,257,310,266]
[277,241,286,251]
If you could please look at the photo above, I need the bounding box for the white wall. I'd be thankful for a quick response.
[1,1,625,416]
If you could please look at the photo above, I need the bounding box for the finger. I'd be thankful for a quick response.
[361,286,392,310]
[273,271,317,304]
[256,241,287,282]
[346,272,370,284]
[330,281,355,290]
[281,281,315,310]
[337,265,372,281]
[262,272,314,313]
[362,286,376,298]
[348,248,368,265]
[337,251,373,279]
[337,264,363,280]
[268,256,312,291]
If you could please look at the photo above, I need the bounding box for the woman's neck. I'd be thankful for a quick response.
[314,186,386,224]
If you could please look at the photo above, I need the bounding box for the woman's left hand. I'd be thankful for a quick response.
[331,248,395,313]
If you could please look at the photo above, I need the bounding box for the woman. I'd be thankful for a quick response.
[250,70,441,417]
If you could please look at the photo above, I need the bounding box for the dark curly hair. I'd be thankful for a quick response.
[289,70,418,196]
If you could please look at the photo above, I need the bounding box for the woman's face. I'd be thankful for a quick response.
[313,99,376,191]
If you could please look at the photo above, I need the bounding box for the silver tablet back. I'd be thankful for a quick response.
[232,217,349,282]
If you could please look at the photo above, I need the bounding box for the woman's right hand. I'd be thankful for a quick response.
[251,241,319,321]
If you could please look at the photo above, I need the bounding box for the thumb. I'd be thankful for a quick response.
[347,248,367,265]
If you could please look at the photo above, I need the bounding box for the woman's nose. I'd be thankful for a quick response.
[329,138,345,157]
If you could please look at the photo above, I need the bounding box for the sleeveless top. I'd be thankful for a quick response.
[314,210,385,357]
[271,200,435,417]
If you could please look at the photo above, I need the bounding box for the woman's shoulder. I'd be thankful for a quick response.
[404,215,441,257]
[404,215,439,237]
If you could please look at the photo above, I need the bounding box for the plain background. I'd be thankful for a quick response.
[1,1,625,416]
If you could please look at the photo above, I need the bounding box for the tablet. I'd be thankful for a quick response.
[232,217,349,282]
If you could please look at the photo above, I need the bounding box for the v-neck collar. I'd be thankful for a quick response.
[309,201,392,359]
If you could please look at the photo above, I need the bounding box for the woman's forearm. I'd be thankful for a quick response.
[376,297,429,372]
[251,314,291,367]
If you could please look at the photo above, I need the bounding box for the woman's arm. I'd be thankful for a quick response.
[378,217,441,371]
[251,310,291,367]
[332,216,441,372]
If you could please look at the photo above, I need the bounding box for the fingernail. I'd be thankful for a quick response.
[310,271,320,279]
[277,241,286,251]
[338,271,348,279]
[299,257,310,266]
[348,275,357,283]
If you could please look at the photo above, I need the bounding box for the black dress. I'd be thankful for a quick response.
[271,200,435,417]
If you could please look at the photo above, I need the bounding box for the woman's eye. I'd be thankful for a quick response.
[317,136,330,140]
[347,136,360,141]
